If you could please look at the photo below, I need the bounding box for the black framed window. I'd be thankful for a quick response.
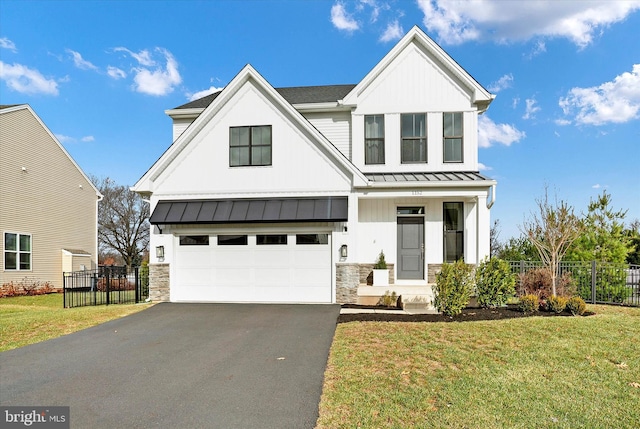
[4,232,31,270]
[443,112,463,163]
[230,125,272,167]
[443,202,464,262]
[364,115,385,164]
[179,235,209,246]
[401,113,427,163]
[257,234,287,245]
[218,235,248,245]
[296,234,329,245]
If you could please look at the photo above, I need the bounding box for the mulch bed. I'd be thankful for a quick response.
[338,304,595,323]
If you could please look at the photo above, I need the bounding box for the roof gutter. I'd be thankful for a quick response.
[487,183,496,209]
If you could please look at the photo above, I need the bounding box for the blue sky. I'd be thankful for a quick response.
[1,0,639,240]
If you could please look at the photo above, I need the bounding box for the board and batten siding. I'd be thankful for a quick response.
[0,107,99,290]
[302,111,352,160]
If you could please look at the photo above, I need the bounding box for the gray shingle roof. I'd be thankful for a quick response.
[175,84,356,110]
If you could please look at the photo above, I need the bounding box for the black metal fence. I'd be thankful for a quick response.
[63,265,149,308]
[508,261,640,306]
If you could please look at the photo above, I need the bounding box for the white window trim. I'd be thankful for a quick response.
[3,231,32,271]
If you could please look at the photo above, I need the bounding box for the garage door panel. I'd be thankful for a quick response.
[173,233,331,303]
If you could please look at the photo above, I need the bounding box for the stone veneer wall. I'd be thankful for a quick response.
[336,263,359,304]
[149,263,170,302]
[427,264,443,283]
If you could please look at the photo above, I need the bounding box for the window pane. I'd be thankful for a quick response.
[179,235,209,246]
[5,252,17,270]
[453,112,463,136]
[444,138,462,162]
[365,140,385,164]
[444,202,463,231]
[397,207,424,215]
[4,233,16,251]
[296,234,329,245]
[230,147,250,166]
[19,253,31,270]
[252,126,271,146]
[365,115,384,138]
[218,235,248,245]
[257,234,287,245]
[443,113,454,136]
[444,202,464,262]
[230,127,250,147]
[251,146,271,166]
[401,114,425,138]
[19,234,30,252]
[402,138,427,163]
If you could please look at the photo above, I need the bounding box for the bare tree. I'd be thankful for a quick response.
[92,176,150,267]
[519,187,583,296]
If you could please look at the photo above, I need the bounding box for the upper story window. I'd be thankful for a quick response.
[443,112,463,163]
[4,232,31,271]
[364,115,385,165]
[401,113,427,163]
[230,125,272,167]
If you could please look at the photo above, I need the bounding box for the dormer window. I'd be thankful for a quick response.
[443,112,463,163]
[364,115,385,164]
[230,125,272,167]
[401,113,427,163]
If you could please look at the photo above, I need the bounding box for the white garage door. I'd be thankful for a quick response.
[172,233,332,303]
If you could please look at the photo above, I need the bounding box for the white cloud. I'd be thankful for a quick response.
[592,184,601,189]
[416,0,640,47]
[555,118,571,126]
[379,20,404,42]
[81,135,95,142]
[114,47,182,96]
[331,2,359,32]
[107,66,126,79]
[478,115,525,148]
[0,61,59,95]
[523,98,541,120]
[559,64,640,125]
[188,85,224,101]
[66,49,98,70]
[487,74,513,93]
[478,162,492,171]
[0,37,17,52]
[113,47,155,67]
[525,40,547,59]
[55,134,73,143]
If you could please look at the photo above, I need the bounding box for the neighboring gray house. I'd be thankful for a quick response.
[0,104,102,290]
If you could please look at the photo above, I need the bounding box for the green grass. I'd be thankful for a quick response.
[317,305,640,429]
[0,293,152,352]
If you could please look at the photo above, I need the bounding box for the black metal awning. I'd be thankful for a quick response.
[149,197,348,225]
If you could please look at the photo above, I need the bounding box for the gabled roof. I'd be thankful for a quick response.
[341,25,494,112]
[175,84,356,110]
[0,104,102,199]
[133,65,367,193]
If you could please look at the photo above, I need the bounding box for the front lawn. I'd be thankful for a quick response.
[317,305,640,428]
[0,293,152,352]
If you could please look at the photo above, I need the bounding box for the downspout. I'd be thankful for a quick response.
[95,191,104,269]
[486,183,496,209]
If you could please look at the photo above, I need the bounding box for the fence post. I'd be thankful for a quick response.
[135,266,139,303]
[591,260,597,304]
[106,267,111,305]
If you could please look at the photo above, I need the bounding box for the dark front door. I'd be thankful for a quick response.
[397,217,424,280]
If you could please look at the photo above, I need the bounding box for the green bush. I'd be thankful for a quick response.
[518,294,539,313]
[434,260,473,316]
[475,258,516,308]
[373,251,388,269]
[377,291,398,307]
[546,295,568,313]
[566,296,587,316]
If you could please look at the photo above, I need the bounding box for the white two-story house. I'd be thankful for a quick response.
[133,26,496,306]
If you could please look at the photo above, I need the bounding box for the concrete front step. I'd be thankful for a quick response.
[356,285,435,310]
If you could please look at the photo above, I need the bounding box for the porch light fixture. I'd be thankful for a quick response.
[340,244,348,258]
[156,245,165,261]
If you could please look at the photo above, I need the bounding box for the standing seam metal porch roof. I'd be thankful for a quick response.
[364,171,492,183]
[149,197,348,225]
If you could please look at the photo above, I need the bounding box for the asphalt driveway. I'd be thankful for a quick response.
[0,303,341,428]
